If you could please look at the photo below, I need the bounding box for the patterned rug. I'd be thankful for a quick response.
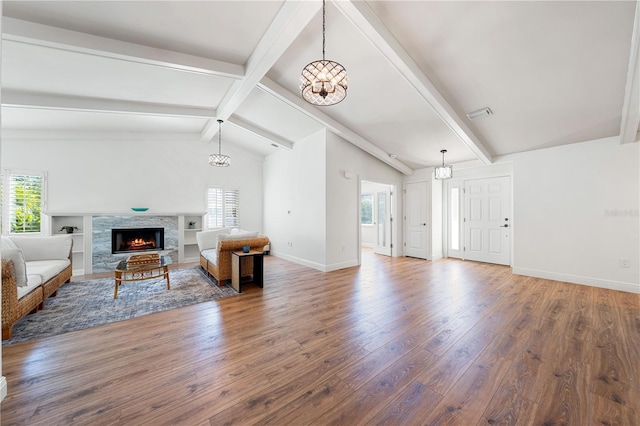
[3,267,237,346]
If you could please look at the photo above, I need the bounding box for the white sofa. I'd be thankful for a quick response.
[1,235,73,339]
[197,228,269,284]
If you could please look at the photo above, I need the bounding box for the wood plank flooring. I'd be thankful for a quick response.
[1,252,639,425]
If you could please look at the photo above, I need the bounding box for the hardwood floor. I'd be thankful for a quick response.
[1,252,639,425]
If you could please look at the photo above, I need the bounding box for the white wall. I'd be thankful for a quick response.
[326,131,403,269]
[1,133,265,233]
[511,137,639,292]
[263,129,327,269]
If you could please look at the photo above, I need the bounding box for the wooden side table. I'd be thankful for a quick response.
[231,250,264,293]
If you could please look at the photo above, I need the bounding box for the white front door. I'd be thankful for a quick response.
[374,189,392,256]
[464,176,511,265]
[404,181,429,259]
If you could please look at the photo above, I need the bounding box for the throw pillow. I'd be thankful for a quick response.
[1,248,28,287]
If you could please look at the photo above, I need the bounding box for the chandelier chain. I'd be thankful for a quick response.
[218,119,223,155]
[322,0,326,61]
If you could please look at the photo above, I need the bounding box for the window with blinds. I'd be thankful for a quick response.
[3,171,45,234]
[206,187,239,229]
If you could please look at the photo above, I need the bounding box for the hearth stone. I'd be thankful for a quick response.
[92,216,178,273]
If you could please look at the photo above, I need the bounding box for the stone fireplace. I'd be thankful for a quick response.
[92,215,178,273]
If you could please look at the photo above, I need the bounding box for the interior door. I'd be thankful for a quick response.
[464,176,510,265]
[404,181,429,259]
[374,189,392,256]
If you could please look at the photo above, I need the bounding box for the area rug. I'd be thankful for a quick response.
[3,267,238,346]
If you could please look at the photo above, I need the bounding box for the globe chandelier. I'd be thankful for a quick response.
[209,119,231,167]
[300,0,348,106]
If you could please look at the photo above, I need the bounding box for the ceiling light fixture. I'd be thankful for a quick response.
[466,107,493,120]
[435,149,453,180]
[209,119,230,167]
[300,0,348,106]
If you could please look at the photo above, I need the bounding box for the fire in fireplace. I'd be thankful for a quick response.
[112,228,164,254]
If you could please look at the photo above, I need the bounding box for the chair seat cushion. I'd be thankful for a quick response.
[17,276,43,300]
[201,248,218,266]
[26,260,71,288]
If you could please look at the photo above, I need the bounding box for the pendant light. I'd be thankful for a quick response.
[300,0,348,106]
[435,149,452,180]
[209,119,231,167]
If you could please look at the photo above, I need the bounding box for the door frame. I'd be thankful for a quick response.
[443,164,514,266]
[358,179,398,264]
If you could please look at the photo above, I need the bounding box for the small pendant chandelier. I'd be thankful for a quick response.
[435,149,453,180]
[300,0,348,106]
[209,119,231,167]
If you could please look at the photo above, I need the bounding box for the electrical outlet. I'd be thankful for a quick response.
[619,258,631,268]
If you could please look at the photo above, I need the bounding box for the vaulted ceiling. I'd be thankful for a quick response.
[2,1,639,175]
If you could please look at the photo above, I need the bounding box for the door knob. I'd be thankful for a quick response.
[422,223,426,226]
[500,224,509,228]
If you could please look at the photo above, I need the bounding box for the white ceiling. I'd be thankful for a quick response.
[2,0,639,174]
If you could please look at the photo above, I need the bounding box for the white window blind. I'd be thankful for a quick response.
[207,187,239,229]
[4,171,44,234]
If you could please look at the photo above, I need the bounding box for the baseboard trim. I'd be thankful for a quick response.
[324,259,359,272]
[512,267,640,294]
[0,376,7,402]
[271,252,325,272]
[431,251,444,261]
[270,252,359,273]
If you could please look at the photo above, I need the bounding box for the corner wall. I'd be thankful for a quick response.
[263,129,327,269]
[325,131,404,269]
[263,128,404,272]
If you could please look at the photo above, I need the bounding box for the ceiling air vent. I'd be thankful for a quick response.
[466,107,493,120]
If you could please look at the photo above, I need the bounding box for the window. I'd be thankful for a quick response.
[2,170,46,234]
[206,187,239,229]
[361,193,373,225]
[450,187,460,251]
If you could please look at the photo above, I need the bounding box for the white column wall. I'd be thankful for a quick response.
[1,134,264,233]
[263,129,327,269]
[326,131,403,269]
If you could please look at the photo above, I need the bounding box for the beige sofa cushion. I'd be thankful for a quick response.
[26,260,71,286]
[17,277,42,300]
[1,248,28,287]
[10,235,72,261]
[200,248,218,265]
